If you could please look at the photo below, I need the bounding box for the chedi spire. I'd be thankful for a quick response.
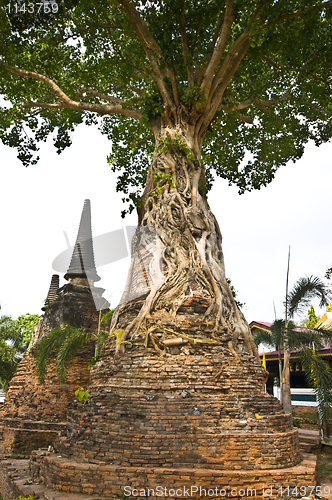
[42,274,60,311]
[64,199,100,283]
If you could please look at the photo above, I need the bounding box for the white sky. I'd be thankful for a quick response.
[0,124,331,324]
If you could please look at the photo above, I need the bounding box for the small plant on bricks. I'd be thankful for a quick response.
[13,496,35,500]
[75,387,89,405]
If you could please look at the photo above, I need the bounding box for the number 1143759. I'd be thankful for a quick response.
[6,2,59,14]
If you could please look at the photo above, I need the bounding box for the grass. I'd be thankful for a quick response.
[315,445,332,482]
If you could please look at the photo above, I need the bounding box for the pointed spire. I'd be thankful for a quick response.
[64,199,100,282]
[42,274,60,310]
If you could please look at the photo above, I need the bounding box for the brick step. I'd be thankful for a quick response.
[298,429,320,452]
[299,441,318,453]
[298,429,320,443]
[0,418,67,431]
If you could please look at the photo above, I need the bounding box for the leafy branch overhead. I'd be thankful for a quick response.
[1,0,332,212]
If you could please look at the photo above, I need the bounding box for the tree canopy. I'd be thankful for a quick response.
[1,0,332,213]
[0,310,39,389]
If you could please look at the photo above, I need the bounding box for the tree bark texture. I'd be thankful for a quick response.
[281,348,293,419]
[110,114,258,360]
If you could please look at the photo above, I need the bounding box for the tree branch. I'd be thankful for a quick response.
[257,92,291,108]
[200,0,235,98]
[256,0,332,52]
[219,106,254,123]
[77,88,125,104]
[306,102,328,116]
[169,62,179,106]
[266,1,332,29]
[178,2,194,86]
[118,0,163,59]
[220,96,256,111]
[128,85,146,97]
[262,55,293,72]
[208,38,251,119]
[207,30,250,102]
[208,0,270,102]
[78,84,147,103]
[198,11,226,86]
[210,12,226,52]
[306,71,331,89]
[1,63,143,120]
[118,0,175,111]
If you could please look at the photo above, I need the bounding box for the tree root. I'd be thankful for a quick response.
[108,141,255,359]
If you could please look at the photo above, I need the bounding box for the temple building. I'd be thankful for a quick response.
[250,318,332,405]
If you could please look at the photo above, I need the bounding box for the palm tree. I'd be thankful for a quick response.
[253,319,297,389]
[282,275,331,419]
[300,346,332,439]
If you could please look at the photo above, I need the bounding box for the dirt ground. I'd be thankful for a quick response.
[291,408,332,482]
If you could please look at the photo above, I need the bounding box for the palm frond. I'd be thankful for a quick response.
[56,328,92,383]
[35,327,69,384]
[270,319,285,348]
[100,309,115,326]
[290,328,318,348]
[252,329,274,348]
[312,326,332,348]
[301,347,332,436]
[95,329,109,358]
[286,276,331,318]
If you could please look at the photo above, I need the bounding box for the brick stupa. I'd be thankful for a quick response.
[27,240,317,499]
[0,199,109,457]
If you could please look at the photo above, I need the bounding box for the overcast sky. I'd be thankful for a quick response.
[0,124,331,325]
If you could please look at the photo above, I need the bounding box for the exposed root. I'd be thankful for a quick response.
[210,361,231,382]
[109,127,254,358]
[228,340,239,358]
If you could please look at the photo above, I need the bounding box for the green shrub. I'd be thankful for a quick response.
[293,417,302,428]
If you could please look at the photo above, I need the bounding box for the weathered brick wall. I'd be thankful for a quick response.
[0,276,312,499]
[1,331,317,500]
[53,341,298,471]
[0,341,92,457]
[0,424,62,458]
[0,279,109,457]
[0,344,94,423]
[0,460,22,500]
[28,451,317,499]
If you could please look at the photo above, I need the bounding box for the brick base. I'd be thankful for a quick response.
[0,454,318,500]
[26,451,316,499]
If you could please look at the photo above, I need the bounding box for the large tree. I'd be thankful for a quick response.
[1,0,332,356]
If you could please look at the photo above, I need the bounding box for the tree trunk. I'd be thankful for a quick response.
[281,248,293,420]
[278,347,283,403]
[110,116,258,360]
[282,348,293,418]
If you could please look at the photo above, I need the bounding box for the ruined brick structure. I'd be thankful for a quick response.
[25,337,318,499]
[0,200,318,500]
[0,199,109,458]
